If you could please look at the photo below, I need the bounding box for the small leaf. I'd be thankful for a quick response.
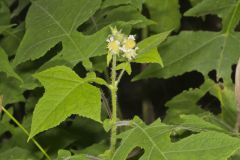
[29,66,101,139]
[85,72,108,87]
[58,149,71,159]
[103,119,112,132]
[133,31,171,66]
[82,59,93,70]
[116,62,132,75]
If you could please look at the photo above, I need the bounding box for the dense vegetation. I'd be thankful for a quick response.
[1,0,240,159]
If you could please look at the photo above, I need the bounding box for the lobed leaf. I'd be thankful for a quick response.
[135,0,240,82]
[13,0,102,66]
[113,118,240,160]
[29,66,101,139]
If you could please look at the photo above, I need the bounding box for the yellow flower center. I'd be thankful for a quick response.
[125,39,136,49]
[108,41,119,53]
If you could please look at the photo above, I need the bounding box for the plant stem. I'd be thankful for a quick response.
[116,63,127,85]
[110,54,117,156]
[1,106,51,160]
[235,58,240,132]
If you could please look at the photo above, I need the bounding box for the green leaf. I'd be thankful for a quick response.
[0,24,13,34]
[57,149,71,159]
[189,0,204,6]
[135,31,240,82]
[133,31,170,66]
[116,62,132,75]
[85,5,154,33]
[85,72,108,87]
[179,114,226,133]
[145,0,181,32]
[164,77,237,130]
[0,74,24,105]
[162,77,238,132]
[113,118,240,160]
[29,66,101,139]
[185,0,240,32]
[0,48,22,81]
[57,149,89,160]
[135,0,240,82]
[210,84,237,128]
[0,1,10,25]
[11,0,30,17]
[107,53,113,66]
[0,23,25,56]
[78,140,109,157]
[13,0,102,66]
[0,147,38,160]
[163,79,214,124]
[101,0,143,10]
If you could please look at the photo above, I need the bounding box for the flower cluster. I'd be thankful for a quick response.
[106,27,138,61]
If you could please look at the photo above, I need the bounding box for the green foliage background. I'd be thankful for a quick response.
[1,0,240,159]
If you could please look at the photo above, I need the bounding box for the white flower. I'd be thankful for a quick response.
[128,35,135,40]
[122,35,136,50]
[106,27,138,60]
[122,47,138,61]
[107,36,120,55]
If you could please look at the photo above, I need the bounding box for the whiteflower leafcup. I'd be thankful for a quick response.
[106,27,138,61]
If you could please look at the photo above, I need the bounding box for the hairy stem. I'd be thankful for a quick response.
[0,106,51,160]
[110,55,117,156]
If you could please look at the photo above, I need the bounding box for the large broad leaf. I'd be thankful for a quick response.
[0,47,21,81]
[135,0,240,83]
[13,0,102,66]
[29,66,101,139]
[42,26,109,69]
[113,118,240,160]
[145,0,181,32]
